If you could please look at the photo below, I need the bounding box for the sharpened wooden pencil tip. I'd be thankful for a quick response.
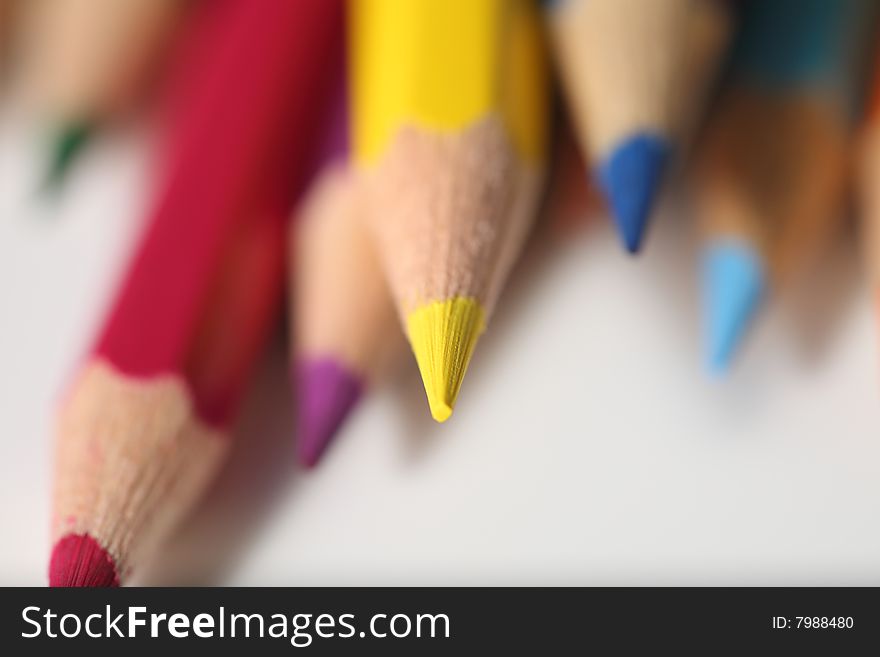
[49,533,120,587]
[406,298,486,423]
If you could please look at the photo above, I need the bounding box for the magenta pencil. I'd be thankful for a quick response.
[48,0,344,586]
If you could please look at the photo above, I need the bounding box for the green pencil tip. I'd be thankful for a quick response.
[42,123,93,195]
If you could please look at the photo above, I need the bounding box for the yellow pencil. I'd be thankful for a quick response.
[352,0,549,422]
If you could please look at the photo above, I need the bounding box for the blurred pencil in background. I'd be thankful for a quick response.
[545,0,732,253]
[353,0,549,422]
[49,0,344,587]
[858,50,880,345]
[544,0,729,253]
[695,0,876,373]
[0,0,18,72]
[291,81,399,468]
[16,0,187,188]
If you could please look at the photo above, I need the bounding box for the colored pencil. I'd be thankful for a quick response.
[0,0,20,80]
[48,0,344,587]
[544,0,731,253]
[859,51,880,333]
[353,0,549,422]
[695,0,874,372]
[0,0,15,50]
[18,0,185,186]
[291,93,398,467]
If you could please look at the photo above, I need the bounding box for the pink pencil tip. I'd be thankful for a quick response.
[296,359,363,468]
[49,533,120,587]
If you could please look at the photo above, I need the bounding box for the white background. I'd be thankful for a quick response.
[1,106,879,586]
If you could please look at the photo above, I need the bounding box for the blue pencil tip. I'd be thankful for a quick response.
[702,241,765,374]
[597,134,671,254]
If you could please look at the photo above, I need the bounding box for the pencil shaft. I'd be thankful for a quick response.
[98,0,344,390]
[354,0,543,164]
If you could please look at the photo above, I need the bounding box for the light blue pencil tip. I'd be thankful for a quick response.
[702,241,766,374]
[597,134,671,254]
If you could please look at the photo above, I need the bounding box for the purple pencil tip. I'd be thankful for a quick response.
[296,359,363,468]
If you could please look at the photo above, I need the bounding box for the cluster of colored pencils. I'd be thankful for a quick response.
[0,0,874,585]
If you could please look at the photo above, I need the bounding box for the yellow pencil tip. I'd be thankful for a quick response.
[430,401,453,424]
[406,298,486,423]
